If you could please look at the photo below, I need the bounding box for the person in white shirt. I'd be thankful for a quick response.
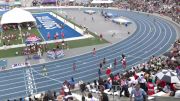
[174,83,180,98]
[163,83,171,93]
[88,93,96,101]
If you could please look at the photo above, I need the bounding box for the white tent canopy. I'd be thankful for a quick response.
[112,17,132,24]
[1,8,36,25]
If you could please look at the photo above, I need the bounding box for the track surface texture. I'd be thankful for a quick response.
[0,8,177,100]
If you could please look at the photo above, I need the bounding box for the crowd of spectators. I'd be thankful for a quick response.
[8,78,76,101]
[6,33,180,101]
[1,22,36,46]
[113,0,180,24]
[7,90,57,101]
[79,38,180,101]
[4,0,180,100]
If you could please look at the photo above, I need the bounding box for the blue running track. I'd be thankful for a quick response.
[0,8,177,100]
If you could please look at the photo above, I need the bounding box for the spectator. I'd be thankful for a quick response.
[99,85,109,101]
[47,90,54,100]
[86,82,91,92]
[133,72,139,80]
[93,80,97,89]
[130,83,147,101]
[54,91,57,100]
[82,94,85,101]
[147,79,155,95]
[80,81,86,94]
[174,83,180,98]
[69,77,75,89]
[88,93,95,101]
[98,77,104,86]
[120,77,129,97]
[163,83,171,93]
[138,74,147,92]
[19,98,23,101]
[60,88,65,96]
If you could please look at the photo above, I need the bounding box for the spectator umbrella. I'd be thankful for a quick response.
[156,69,180,83]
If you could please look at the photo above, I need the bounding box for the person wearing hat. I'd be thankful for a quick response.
[174,83,180,98]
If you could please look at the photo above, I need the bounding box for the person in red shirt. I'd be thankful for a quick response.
[59,87,65,96]
[133,72,139,80]
[170,83,175,91]
[47,32,50,40]
[114,74,119,81]
[55,32,59,39]
[106,67,111,76]
[147,79,155,95]
[121,58,126,69]
[161,80,166,88]
[61,32,65,39]
[54,34,56,40]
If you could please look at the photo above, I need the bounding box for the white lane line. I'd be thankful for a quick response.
[0,76,24,83]
[126,18,160,55]
[126,20,164,63]
[0,19,170,93]
[33,16,172,85]
[0,12,144,79]
[0,69,22,75]
[23,68,28,96]
[33,15,148,70]
[0,73,24,79]
[0,90,27,98]
[125,21,156,54]
[0,14,174,94]
[19,15,149,84]
[0,81,24,87]
[31,14,145,67]
[0,84,26,92]
[0,13,140,77]
[0,11,174,97]
[33,15,146,72]
[32,68,62,84]
[32,16,151,83]
[0,15,163,90]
